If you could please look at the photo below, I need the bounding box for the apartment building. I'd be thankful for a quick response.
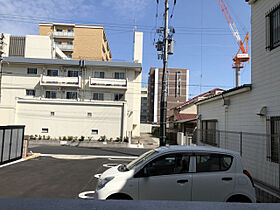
[140,87,148,122]
[0,57,141,139]
[148,67,189,123]
[39,23,112,61]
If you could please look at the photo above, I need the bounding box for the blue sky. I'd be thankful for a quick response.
[0,0,251,98]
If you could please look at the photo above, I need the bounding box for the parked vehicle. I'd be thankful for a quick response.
[95,146,256,202]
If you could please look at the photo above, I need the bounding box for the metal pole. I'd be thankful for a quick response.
[159,0,169,146]
[236,67,240,87]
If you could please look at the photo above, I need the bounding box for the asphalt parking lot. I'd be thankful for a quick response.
[0,146,147,199]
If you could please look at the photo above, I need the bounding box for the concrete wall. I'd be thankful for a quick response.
[25,35,52,59]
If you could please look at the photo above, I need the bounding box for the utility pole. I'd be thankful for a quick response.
[155,0,175,146]
[159,0,169,146]
[0,33,4,102]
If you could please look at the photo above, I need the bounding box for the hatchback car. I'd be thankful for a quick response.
[95,146,256,202]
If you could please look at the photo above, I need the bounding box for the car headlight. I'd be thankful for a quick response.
[97,176,114,190]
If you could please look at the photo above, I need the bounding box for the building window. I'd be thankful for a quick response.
[201,120,218,146]
[175,71,181,97]
[56,29,62,32]
[114,72,125,79]
[68,29,74,32]
[46,91,57,99]
[266,4,280,50]
[87,112,92,117]
[27,68,37,75]
[42,128,48,133]
[67,41,73,45]
[92,129,98,135]
[26,89,35,96]
[47,69,58,76]
[94,71,105,78]
[56,41,62,45]
[66,54,72,59]
[93,92,104,100]
[66,91,77,100]
[270,117,280,163]
[114,93,124,101]
[67,70,79,77]
[50,112,55,116]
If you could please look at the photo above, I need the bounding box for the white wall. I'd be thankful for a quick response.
[25,35,52,59]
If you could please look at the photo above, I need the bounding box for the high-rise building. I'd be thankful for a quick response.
[39,23,112,61]
[140,87,148,122]
[148,67,189,123]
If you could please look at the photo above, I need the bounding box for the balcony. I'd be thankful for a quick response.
[56,44,74,51]
[52,31,74,39]
[89,77,127,89]
[40,75,81,87]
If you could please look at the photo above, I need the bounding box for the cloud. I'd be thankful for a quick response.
[102,0,149,18]
[0,0,97,35]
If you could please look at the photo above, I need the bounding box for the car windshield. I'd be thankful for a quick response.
[126,149,157,170]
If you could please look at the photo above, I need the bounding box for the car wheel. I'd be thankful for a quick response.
[227,195,252,203]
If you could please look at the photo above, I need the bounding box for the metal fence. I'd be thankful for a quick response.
[0,125,25,165]
[194,129,280,194]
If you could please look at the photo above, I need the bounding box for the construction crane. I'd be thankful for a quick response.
[218,0,249,87]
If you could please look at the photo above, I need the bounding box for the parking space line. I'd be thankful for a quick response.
[39,154,138,160]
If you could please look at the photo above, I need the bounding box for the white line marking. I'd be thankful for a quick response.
[103,163,119,168]
[0,159,26,168]
[40,154,137,160]
[78,191,95,199]
[94,174,101,179]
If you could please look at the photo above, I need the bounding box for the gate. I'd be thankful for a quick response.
[0,125,25,165]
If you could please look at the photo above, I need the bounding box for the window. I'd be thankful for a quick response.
[27,68,37,75]
[93,92,104,100]
[50,112,55,116]
[66,91,77,100]
[42,128,49,133]
[92,129,98,135]
[56,41,62,45]
[94,71,105,78]
[67,41,73,45]
[196,154,233,172]
[87,112,92,117]
[201,120,218,146]
[114,93,124,101]
[56,29,62,32]
[67,70,79,77]
[66,54,72,59]
[114,72,125,79]
[68,29,74,32]
[140,153,190,177]
[26,89,35,96]
[46,91,57,99]
[270,117,280,163]
[266,4,280,50]
[175,71,181,97]
[47,69,58,76]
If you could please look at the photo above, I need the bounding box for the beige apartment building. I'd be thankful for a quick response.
[39,23,112,61]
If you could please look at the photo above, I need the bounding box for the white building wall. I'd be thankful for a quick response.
[0,60,141,139]
[25,35,52,59]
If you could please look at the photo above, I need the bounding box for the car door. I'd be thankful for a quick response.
[191,153,235,202]
[136,153,192,201]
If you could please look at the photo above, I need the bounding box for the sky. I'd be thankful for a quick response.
[0,0,251,99]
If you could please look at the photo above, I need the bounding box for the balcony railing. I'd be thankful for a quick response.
[56,44,74,51]
[89,77,127,89]
[53,31,74,38]
[40,75,81,87]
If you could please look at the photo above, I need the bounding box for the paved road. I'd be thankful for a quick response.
[0,156,130,199]
[29,145,149,156]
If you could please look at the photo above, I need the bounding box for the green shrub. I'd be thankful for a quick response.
[47,135,50,140]
[59,136,62,140]
[63,136,67,141]
[68,136,73,141]
[38,135,42,140]
[98,135,106,142]
[123,136,129,143]
[43,135,46,140]
[30,135,35,140]
[79,136,85,142]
